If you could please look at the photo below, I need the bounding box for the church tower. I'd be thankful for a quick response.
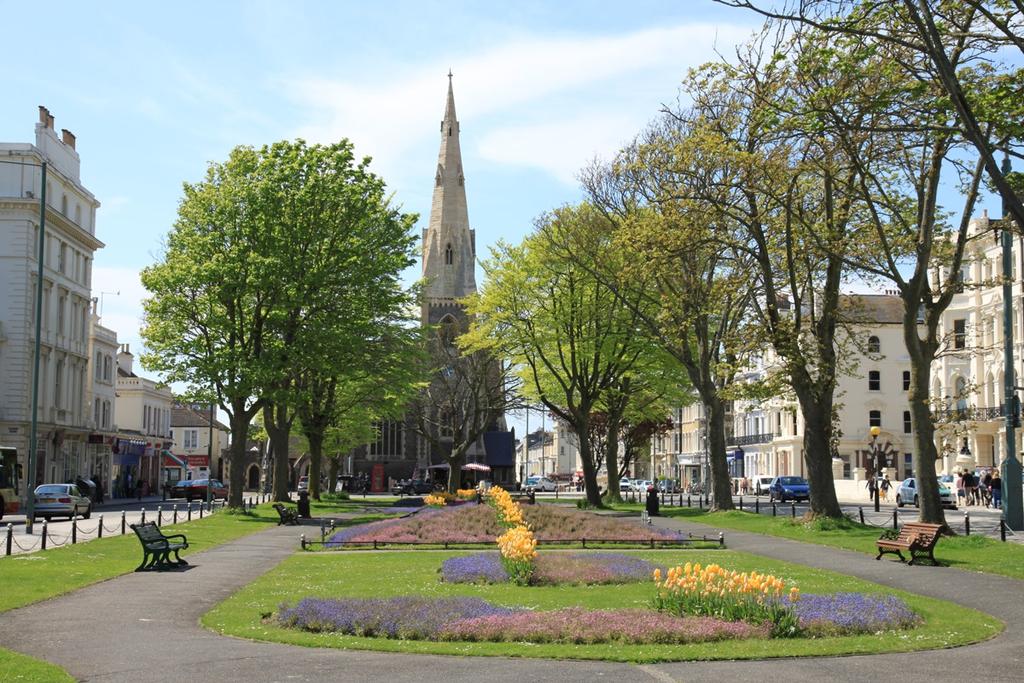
[421,72,477,326]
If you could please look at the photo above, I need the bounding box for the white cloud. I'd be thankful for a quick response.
[286,22,753,182]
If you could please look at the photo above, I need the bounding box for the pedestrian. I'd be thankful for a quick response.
[991,470,1002,509]
[880,475,891,502]
[866,476,877,500]
[956,470,966,506]
[95,476,104,504]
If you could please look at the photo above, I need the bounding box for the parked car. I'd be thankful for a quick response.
[394,479,438,495]
[619,478,632,492]
[754,476,775,496]
[171,479,228,502]
[33,483,92,520]
[768,476,810,503]
[896,477,956,509]
[525,476,557,492]
[657,479,680,493]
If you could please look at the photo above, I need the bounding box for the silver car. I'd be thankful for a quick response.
[33,483,92,521]
[895,477,956,509]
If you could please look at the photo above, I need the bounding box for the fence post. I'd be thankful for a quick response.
[121,510,126,535]
[41,520,48,551]
[892,508,898,530]
[687,494,691,508]
[98,515,103,539]
[173,505,178,525]
[141,508,146,525]
[791,502,796,518]
[755,498,759,514]
[1000,519,1007,542]
[582,537,587,549]
[6,523,12,556]
[699,495,704,511]
[859,507,865,525]
[157,506,162,527]
[72,515,78,544]
[199,504,204,520]
[188,503,192,521]
[719,531,724,548]
[320,519,325,543]
[739,496,743,511]
[300,534,306,551]
[964,511,970,536]
[772,503,777,517]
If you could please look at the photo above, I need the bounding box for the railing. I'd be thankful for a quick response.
[933,404,1018,422]
[726,433,774,446]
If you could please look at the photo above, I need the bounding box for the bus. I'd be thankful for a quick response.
[0,446,21,520]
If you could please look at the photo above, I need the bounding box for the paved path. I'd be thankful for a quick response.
[1,514,1022,682]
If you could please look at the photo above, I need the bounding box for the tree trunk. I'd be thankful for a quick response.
[603,410,624,504]
[707,398,735,511]
[226,401,250,509]
[307,430,324,501]
[908,350,948,526]
[326,457,339,494]
[799,400,843,517]
[573,412,603,507]
[446,447,467,494]
[265,404,292,503]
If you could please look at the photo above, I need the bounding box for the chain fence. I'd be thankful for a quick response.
[3,493,272,557]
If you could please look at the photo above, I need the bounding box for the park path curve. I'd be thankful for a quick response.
[0,513,1021,682]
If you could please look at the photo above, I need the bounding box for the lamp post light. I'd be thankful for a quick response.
[0,157,47,534]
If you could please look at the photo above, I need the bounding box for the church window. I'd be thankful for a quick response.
[368,420,402,459]
[445,243,453,265]
[448,127,452,137]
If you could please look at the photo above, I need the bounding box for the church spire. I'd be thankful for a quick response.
[422,72,476,323]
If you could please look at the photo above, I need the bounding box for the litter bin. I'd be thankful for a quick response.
[297,490,311,519]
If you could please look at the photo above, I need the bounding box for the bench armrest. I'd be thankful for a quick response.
[162,533,188,543]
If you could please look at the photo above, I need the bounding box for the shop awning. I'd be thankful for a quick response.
[462,462,491,472]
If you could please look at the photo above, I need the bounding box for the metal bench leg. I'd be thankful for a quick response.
[135,552,152,572]
[171,548,188,565]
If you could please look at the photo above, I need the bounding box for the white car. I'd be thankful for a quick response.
[632,479,652,492]
[525,476,557,492]
[754,476,774,496]
[895,477,956,509]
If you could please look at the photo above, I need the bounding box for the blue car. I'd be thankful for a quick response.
[768,476,810,503]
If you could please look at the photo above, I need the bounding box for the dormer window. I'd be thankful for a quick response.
[445,243,453,265]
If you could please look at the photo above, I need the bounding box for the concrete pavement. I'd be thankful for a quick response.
[1,510,1022,682]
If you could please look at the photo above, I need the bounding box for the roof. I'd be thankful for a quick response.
[838,294,905,325]
[171,403,229,431]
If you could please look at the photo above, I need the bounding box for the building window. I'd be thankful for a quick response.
[953,319,966,350]
[55,358,64,409]
[869,410,881,428]
[94,398,101,426]
[58,242,67,274]
[369,420,401,458]
[184,429,198,449]
[903,411,912,433]
[868,371,881,391]
[903,371,911,391]
[57,294,66,335]
[867,335,880,353]
[95,352,103,380]
[904,453,914,478]
[102,400,110,429]
[103,356,112,381]
[445,243,453,265]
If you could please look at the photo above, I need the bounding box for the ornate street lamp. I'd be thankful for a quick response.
[867,426,896,513]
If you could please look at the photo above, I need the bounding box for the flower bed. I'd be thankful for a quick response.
[789,593,920,635]
[278,596,766,645]
[441,552,665,585]
[325,502,687,546]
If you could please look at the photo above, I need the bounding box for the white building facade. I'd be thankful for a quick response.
[85,303,118,496]
[0,107,102,500]
[113,345,173,497]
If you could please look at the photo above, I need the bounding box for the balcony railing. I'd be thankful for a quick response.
[726,433,775,447]
[932,404,1018,422]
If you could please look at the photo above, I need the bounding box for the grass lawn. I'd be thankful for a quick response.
[0,497,399,681]
[607,505,1024,581]
[204,549,1001,662]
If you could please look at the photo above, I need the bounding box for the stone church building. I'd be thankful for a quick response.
[350,75,515,491]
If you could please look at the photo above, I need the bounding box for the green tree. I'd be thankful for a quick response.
[141,140,416,508]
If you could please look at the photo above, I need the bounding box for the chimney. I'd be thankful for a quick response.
[61,129,76,150]
[117,344,134,376]
[38,106,49,126]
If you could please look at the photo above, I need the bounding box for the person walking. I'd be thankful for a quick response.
[880,474,891,502]
[991,470,1002,509]
[956,470,966,507]
[866,476,877,502]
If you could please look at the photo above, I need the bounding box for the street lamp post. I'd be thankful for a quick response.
[1,157,47,534]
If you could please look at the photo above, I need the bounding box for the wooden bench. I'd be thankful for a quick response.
[876,522,943,566]
[273,503,299,526]
[130,522,189,571]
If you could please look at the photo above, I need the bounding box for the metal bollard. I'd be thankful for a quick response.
[893,508,898,530]
[964,511,970,535]
[6,523,12,556]
[859,507,865,525]
[98,515,104,539]
[300,534,306,551]
[199,503,204,519]
[772,503,777,517]
[791,502,797,518]
[320,519,326,543]
[157,506,162,527]
[173,505,178,525]
[719,531,724,547]
[121,510,126,535]
[739,496,743,511]
[755,498,760,514]
[188,503,192,521]
[141,508,146,525]
[687,495,691,507]
[41,520,48,551]
[72,515,78,544]
[1001,519,1007,542]
[699,495,704,510]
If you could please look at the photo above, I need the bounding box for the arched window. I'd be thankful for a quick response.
[444,243,453,265]
[867,335,881,353]
[95,352,103,380]
[955,376,969,411]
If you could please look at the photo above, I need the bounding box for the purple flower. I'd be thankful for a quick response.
[440,553,509,583]
[278,596,517,639]
[786,593,920,635]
